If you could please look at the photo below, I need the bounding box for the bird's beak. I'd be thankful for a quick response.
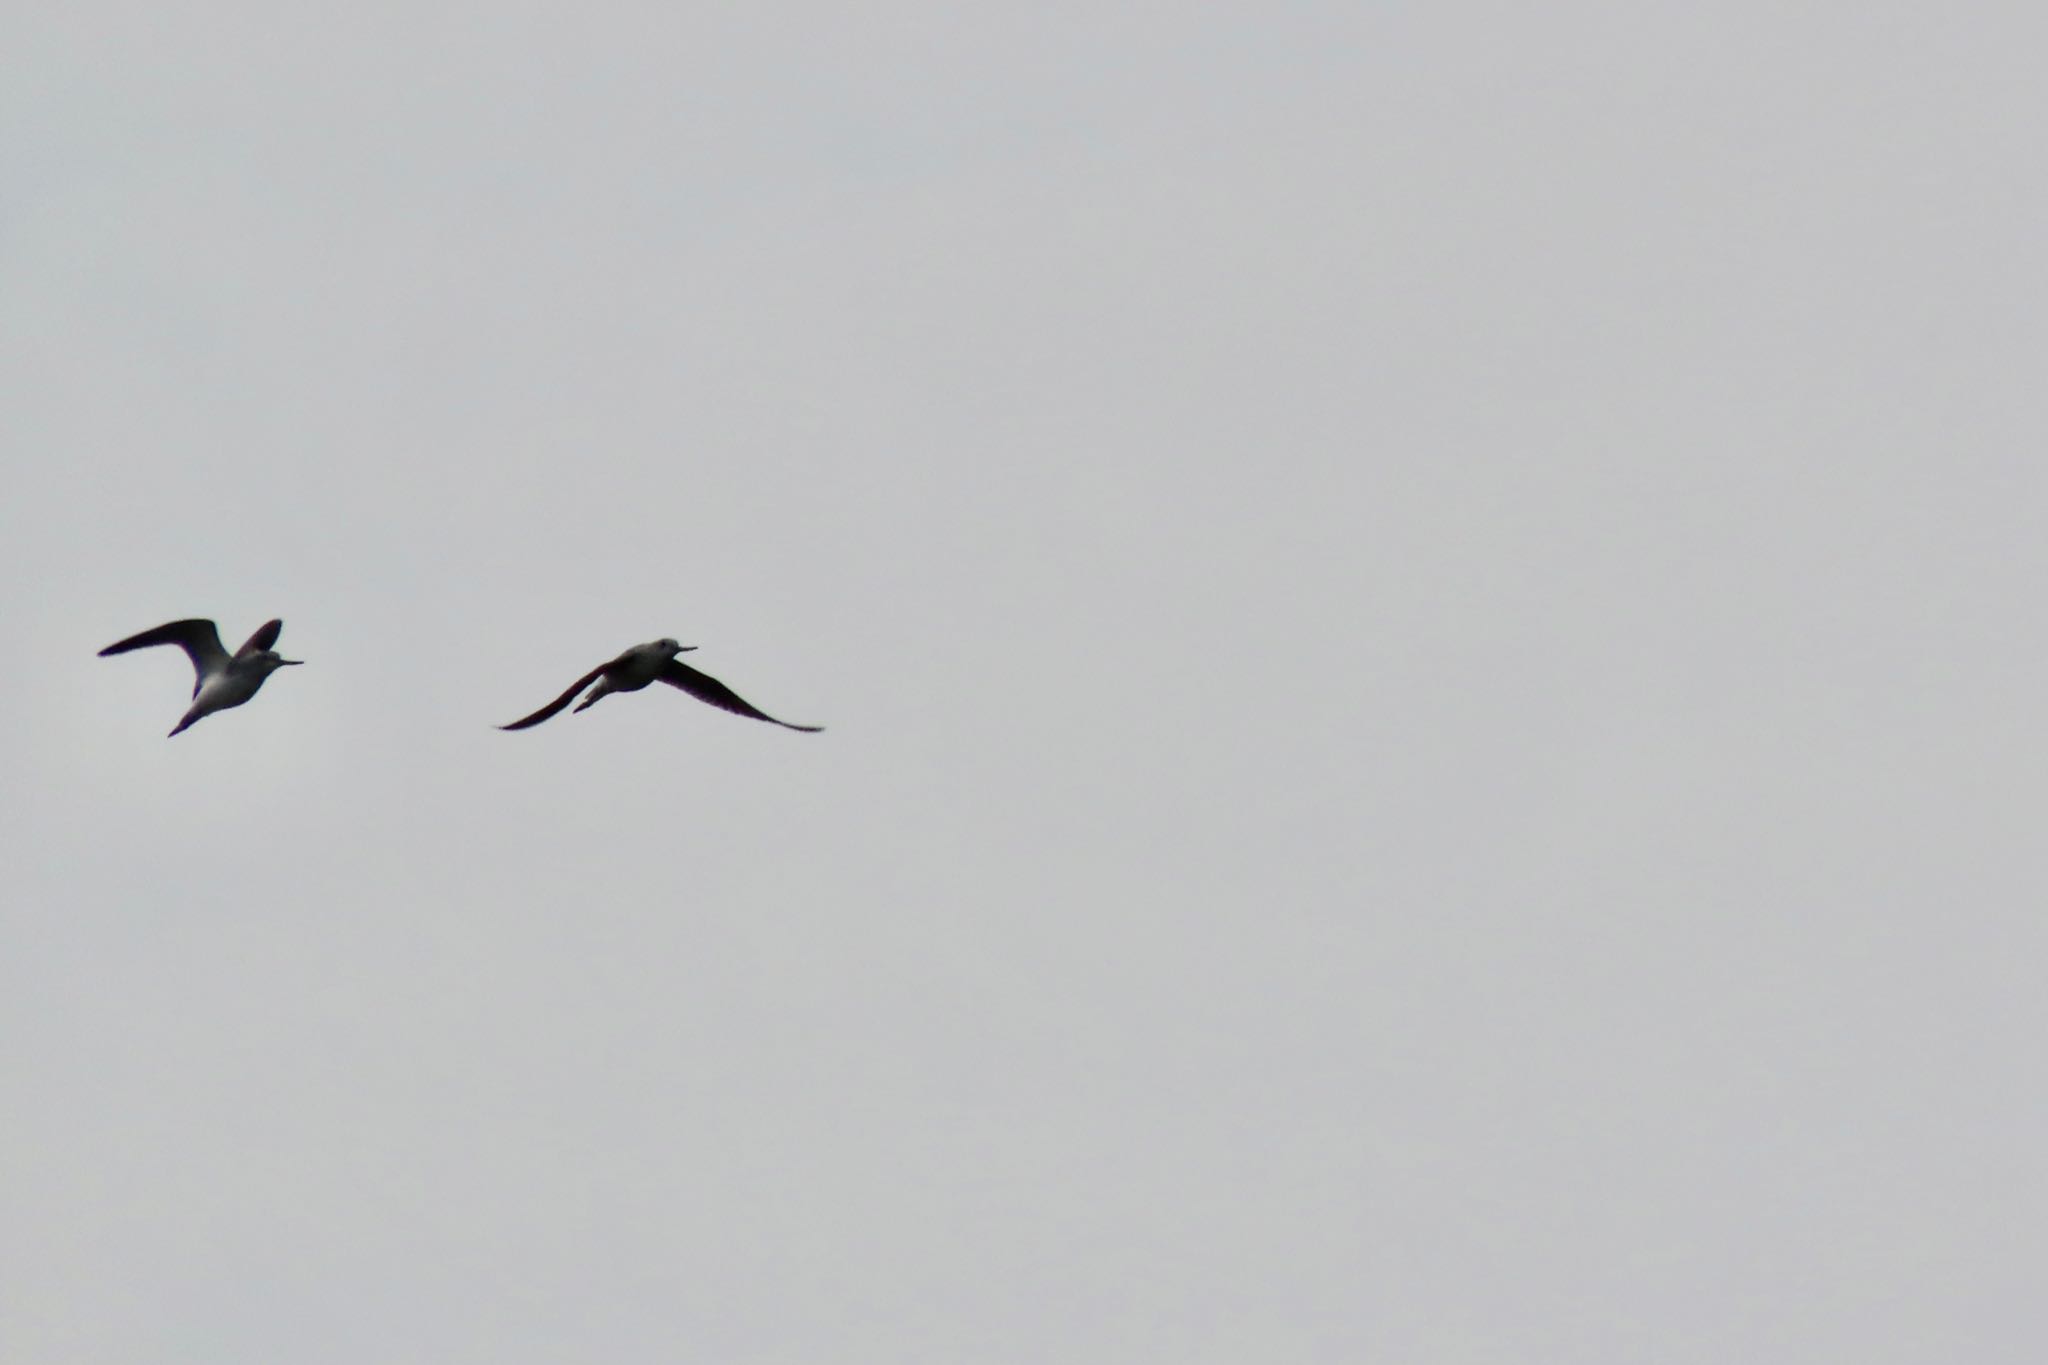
[678,645,698,652]
[280,658,305,666]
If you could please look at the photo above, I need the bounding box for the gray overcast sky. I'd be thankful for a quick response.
[4,3,2045,1361]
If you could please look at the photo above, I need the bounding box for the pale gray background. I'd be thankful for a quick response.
[4,3,2044,1361]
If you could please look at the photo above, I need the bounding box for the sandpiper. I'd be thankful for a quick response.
[98,618,303,736]
[499,637,822,733]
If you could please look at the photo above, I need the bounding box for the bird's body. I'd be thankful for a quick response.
[500,637,822,733]
[98,618,302,736]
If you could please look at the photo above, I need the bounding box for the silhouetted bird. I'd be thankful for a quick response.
[499,637,822,733]
[98,618,303,736]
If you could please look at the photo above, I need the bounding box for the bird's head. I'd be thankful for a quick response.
[656,637,697,655]
[260,650,304,672]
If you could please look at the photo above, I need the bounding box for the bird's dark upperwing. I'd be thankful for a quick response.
[499,665,608,731]
[659,658,823,731]
[97,619,230,696]
[235,619,285,657]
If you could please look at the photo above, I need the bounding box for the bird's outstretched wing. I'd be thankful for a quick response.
[236,619,284,656]
[660,658,823,731]
[98,620,230,696]
[499,665,607,731]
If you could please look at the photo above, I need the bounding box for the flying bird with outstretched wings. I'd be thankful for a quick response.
[499,637,822,734]
[98,617,303,736]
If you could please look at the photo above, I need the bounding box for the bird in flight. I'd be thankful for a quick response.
[98,618,304,736]
[499,637,822,733]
